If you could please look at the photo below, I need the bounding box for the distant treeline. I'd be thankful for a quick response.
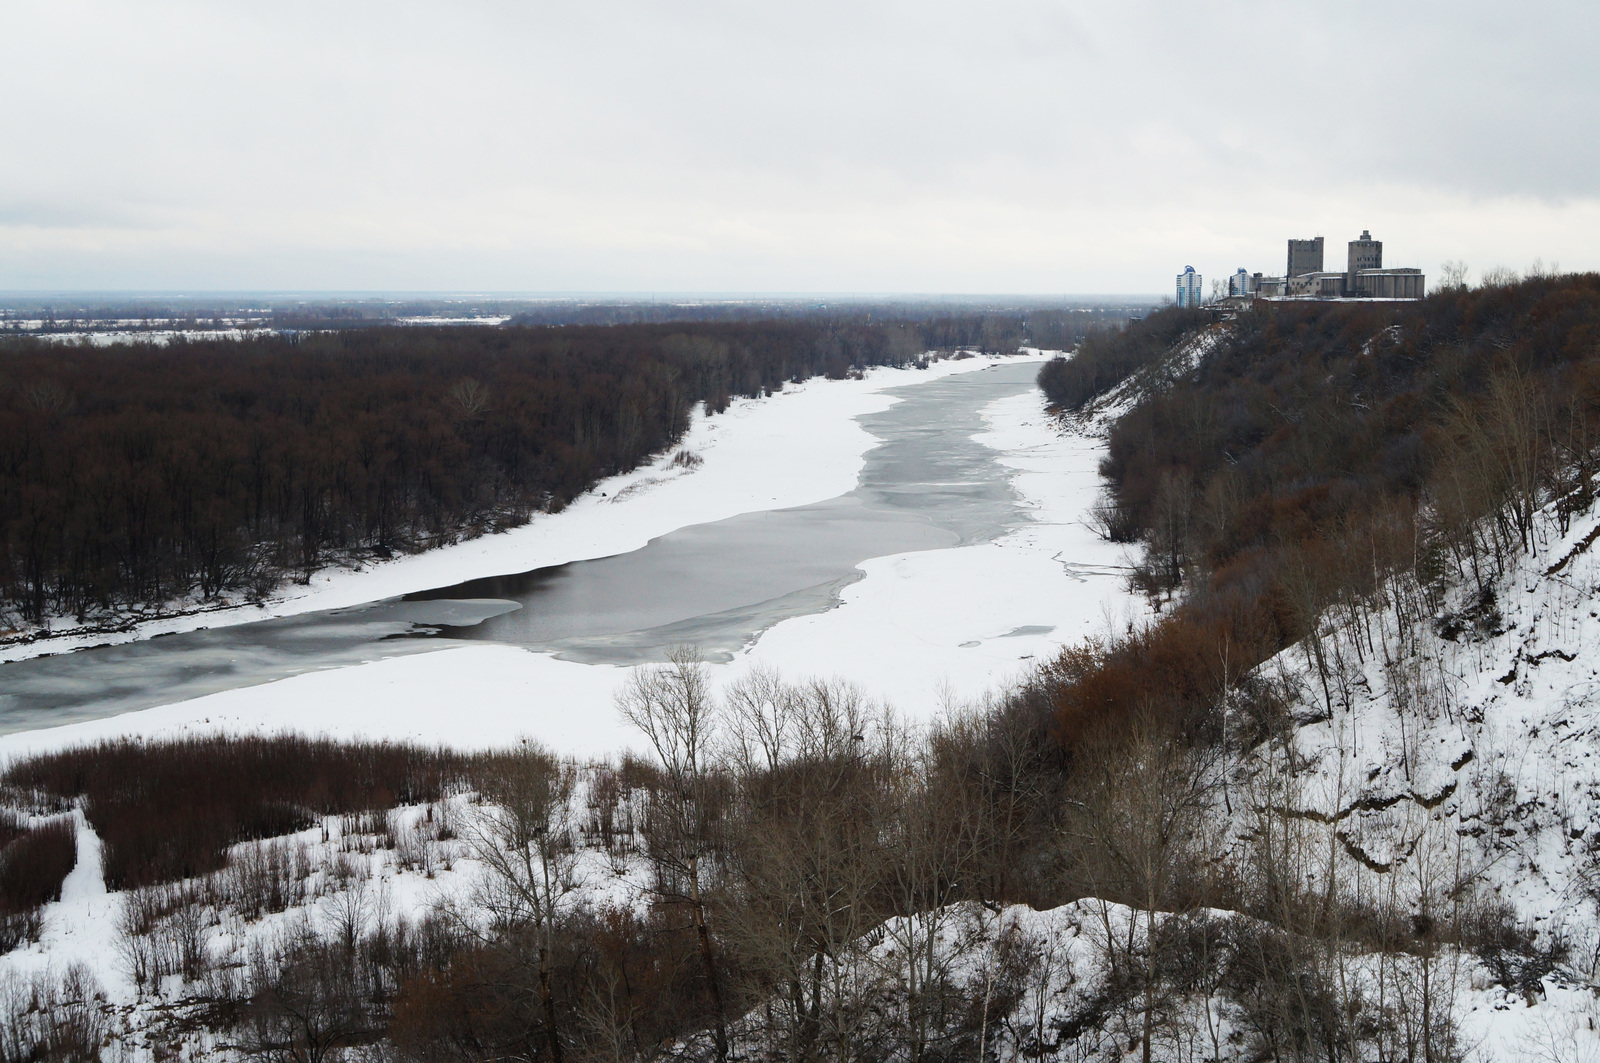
[505,303,1139,339]
[0,321,895,623]
[1,300,1143,343]
[0,313,1121,626]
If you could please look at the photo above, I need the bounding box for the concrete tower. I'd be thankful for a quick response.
[1287,237,1325,278]
[1347,230,1383,293]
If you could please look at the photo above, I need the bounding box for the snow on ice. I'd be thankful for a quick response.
[0,353,1146,761]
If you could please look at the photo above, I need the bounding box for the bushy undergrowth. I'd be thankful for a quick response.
[0,815,76,951]
[2,734,474,889]
[0,964,106,1063]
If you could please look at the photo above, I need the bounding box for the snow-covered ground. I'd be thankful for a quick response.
[394,315,512,325]
[0,356,1146,761]
[1253,494,1600,948]
[23,327,279,346]
[0,795,571,1056]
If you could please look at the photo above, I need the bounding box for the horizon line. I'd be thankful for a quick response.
[0,289,1165,302]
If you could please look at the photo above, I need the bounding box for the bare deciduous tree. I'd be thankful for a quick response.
[617,647,730,1063]
[1063,713,1215,1063]
[459,741,581,1063]
[722,677,892,1063]
[445,376,492,422]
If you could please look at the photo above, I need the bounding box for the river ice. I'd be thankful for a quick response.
[0,353,1145,759]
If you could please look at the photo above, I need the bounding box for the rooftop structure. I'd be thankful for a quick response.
[1347,230,1382,277]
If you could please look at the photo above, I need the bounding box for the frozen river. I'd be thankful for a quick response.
[0,361,1043,735]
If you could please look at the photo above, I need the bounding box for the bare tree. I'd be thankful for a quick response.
[722,677,891,1063]
[879,717,974,1063]
[445,376,492,422]
[239,921,379,1063]
[617,647,730,1063]
[320,879,371,960]
[1437,260,1470,290]
[722,664,795,775]
[1062,713,1215,1063]
[460,741,581,1063]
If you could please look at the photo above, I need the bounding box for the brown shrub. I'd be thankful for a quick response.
[2,734,473,890]
[0,816,77,914]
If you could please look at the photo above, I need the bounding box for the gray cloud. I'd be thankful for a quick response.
[2,1,1596,291]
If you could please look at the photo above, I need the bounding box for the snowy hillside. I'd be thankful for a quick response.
[1234,490,1600,1061]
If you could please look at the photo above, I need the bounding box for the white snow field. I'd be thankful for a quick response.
[0,354,1146,760]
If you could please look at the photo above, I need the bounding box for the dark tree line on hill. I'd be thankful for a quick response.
[1033,273,1600,750]
[1036,305,1208,410]
[0,313,1121,627]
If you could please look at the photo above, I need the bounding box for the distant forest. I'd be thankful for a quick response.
[0,311,1122,628]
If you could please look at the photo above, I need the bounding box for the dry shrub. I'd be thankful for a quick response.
[2,734,471,890]
[0,963,107,1063]
[1035,608,1267,753]
[224,838,316,921]
[0,816,77,951]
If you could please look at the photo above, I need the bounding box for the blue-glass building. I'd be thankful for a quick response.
[1176,265,1203,307]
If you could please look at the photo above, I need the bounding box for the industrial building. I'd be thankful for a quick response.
[1287,272,1351,298]
[1287,237,1325,280]
[1353,268,1425,298]
[1347,230,1382,275]
[1211,230,1424,303]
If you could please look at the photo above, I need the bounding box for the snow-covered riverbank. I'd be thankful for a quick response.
[2,355,1008,665]
[0,355,1145,760]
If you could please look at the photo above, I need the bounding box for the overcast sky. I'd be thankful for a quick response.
[3,2,1596,294]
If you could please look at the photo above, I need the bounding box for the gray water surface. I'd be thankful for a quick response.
[0,360,1042,734]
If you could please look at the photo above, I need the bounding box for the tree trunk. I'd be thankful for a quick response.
[539,945,564,1063]
[690,858,729,1063]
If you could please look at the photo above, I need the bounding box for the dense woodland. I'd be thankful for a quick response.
[0,311,1122,630]
[7,278,1600,1060]
[1035,273,1600,748]
[1035,306,1209,411]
